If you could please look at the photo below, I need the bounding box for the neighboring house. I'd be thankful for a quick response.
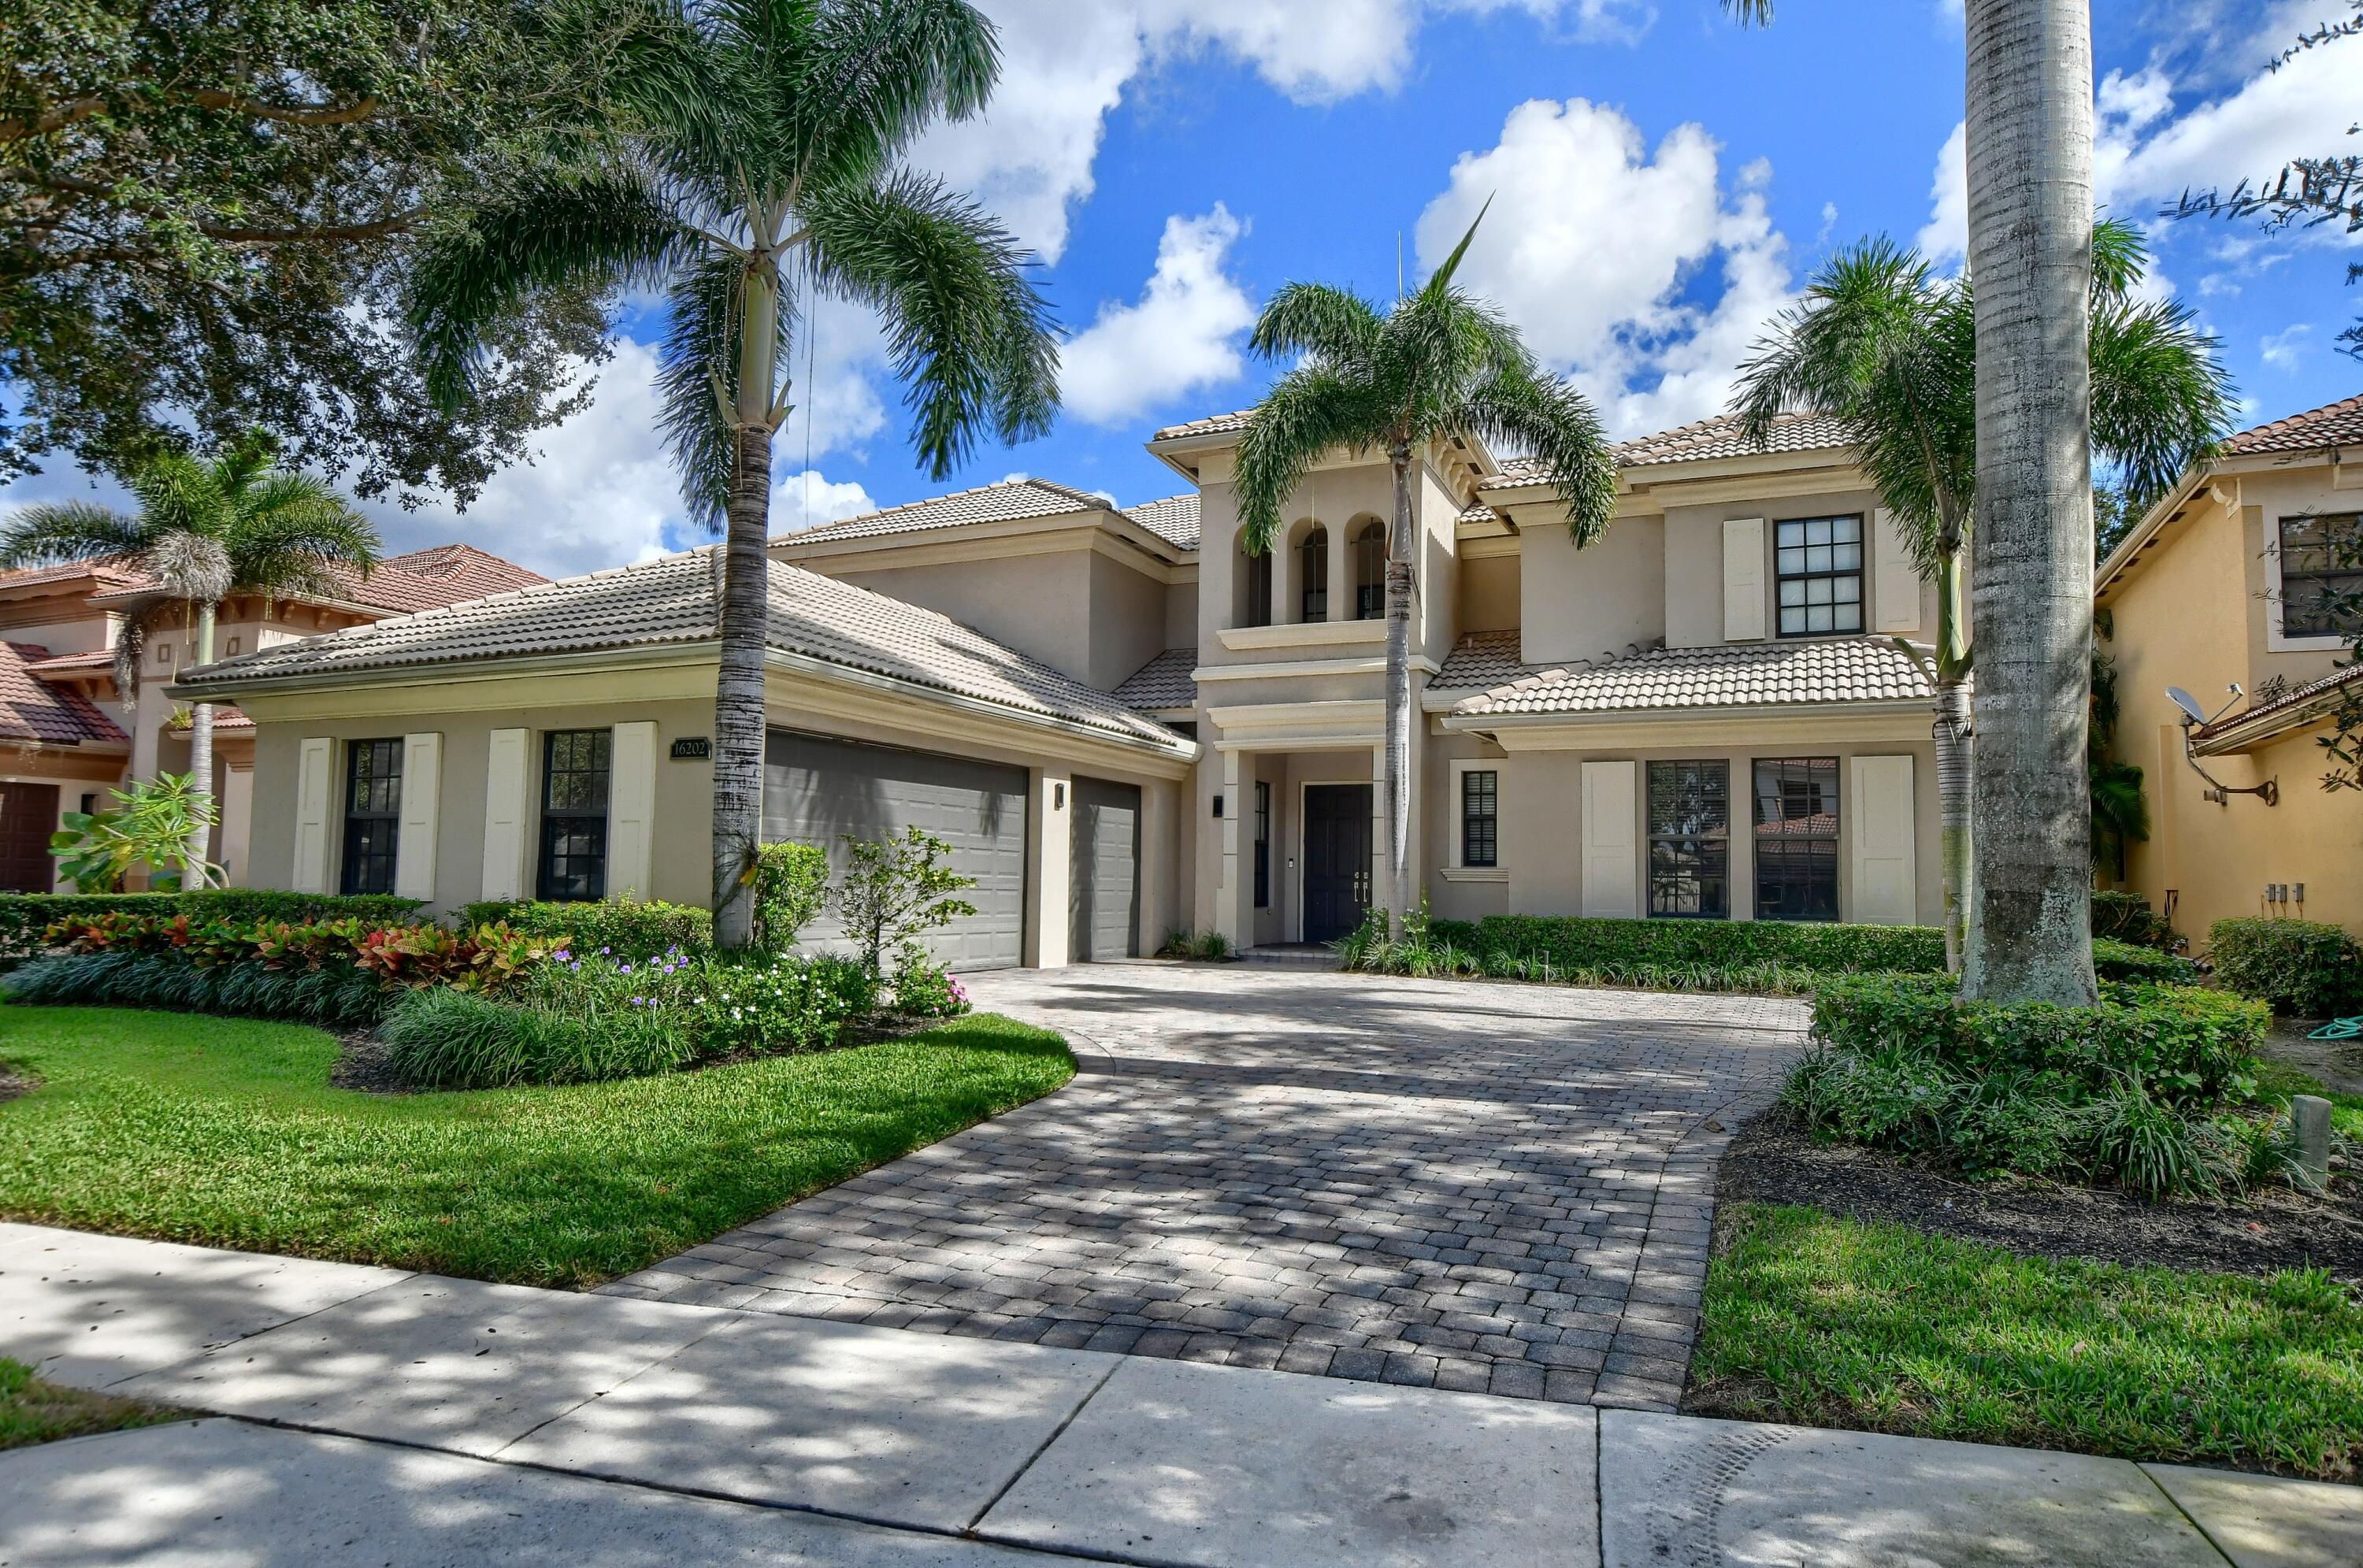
[2096,393,2363,946]
[172,406,1947,968]
[0,543,544,888]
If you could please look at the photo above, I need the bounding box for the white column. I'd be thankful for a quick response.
[1215,750,1244,948]
[1024,765,1073,968]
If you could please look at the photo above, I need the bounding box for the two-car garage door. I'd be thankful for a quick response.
[764,731,1028,970]
[762,731,1144,970]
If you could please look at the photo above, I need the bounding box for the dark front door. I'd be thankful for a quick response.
[1302,784,1372,944]
[0,782,57,892]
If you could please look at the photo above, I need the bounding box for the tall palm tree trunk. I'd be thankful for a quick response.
[1383,445,1416,940]
[1933,534,1972,974]
[1962,0,2098,1005]
[186,601,217,888]
[713,417,773,947]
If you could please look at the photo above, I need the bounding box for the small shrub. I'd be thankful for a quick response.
[2084,1075,2238,1199]
[0,891,422,963]
[2209,917,2363,1017]
[836,828,977,980]
[1159,928,1232,961]
[459,898,713,959]
[2091,890,2178,950]
[751,841,829,951]
[378,985,696,1090]
[2092,937,2200,984]
[892,958,970,1018]
[49,774,217,892]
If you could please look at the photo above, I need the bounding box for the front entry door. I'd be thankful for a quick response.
[1302,784,1373,943]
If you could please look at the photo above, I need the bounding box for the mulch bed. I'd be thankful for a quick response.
[0,1066,32,1103]
[1717,1109,2363,1284]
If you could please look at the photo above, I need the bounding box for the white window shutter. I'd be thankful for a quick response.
[1873,508,1922,633]
[393,732,443,903]
[1849,754,1918,925]
[482,728,532,902]
[607,721,658,902]
[1723,517,1766,642]
[1580,760,1639,918]
[291,737,334,894]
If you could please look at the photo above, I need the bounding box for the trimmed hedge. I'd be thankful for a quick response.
[1812,973,2266,1107]
[458,899,713,958]
[2091,890,2177,951]
[2209,917,2363,1018]
[0,891,424,962]
[1466,914,1946,976]
[2091,937,2202,985]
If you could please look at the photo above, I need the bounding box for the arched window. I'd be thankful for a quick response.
[1298,525,1329,622]
[1239,541,1273,628]
[1353,520,1386,620]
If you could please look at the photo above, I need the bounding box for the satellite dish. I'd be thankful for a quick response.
[2167,686,2209,725]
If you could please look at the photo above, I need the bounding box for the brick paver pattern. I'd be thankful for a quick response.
[600,966,1807,1410]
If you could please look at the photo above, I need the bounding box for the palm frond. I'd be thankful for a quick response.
[1722,0,1775,23]
[409,161,698,408]
[1248,283,1384,370]
[1458,366,1618,546]
[792,0,999,188]
[1233,368,1382,554]
[654,252,745,532]
[226,477,382,586]
[143,532,233,604]
[2090,298,2235,510]
[1417,199,1493,302]
[804,169,1058,478]
[0,501,151,567]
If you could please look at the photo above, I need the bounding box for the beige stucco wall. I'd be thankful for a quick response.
[2105,455,2363,945]
[1519,513,1665,665]
[1423,725,1511,924]
[1657,485,1933,653]
[830,550,1098,688]
[1457,550,1519,635]
[1085,549,1171,691]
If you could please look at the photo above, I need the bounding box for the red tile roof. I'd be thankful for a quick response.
[2225,393,2363,457]
[0,642,127,746]
[8,543,546,618]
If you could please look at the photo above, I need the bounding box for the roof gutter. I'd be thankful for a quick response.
[1440,696,1934,735]
[2192,671,2363,757]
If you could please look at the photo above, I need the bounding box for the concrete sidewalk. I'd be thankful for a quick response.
[5,1222,2357,1567]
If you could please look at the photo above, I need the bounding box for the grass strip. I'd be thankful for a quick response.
[1692,1202,2363,1481]
[0,1005,1072,1288]
[1,1356,182,1451]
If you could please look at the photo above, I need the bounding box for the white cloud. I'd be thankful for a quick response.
[1916,120,1969,264]
[1415,98,1795,436]
[1060,206,1257,426]
[373,340,681,580]
[2261,323,2312,371]
[770,469,879,533]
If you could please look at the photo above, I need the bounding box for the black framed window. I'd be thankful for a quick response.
[1253,780,1271,909]
[1648,761,1728,918]
[1242,546,1274,628]
[1754,757,1839,921]
[1299,526,1329,622]
[1353,521,1386,620]
[2277,513,2363,639]
[1775,514,1864,637]
[1461,769,1498,869]
[536,728,611,902]
[339,739,402,895]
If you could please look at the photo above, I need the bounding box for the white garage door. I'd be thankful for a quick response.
[764,730,1029,970]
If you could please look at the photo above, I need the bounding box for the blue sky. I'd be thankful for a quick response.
[8,0,2358,579]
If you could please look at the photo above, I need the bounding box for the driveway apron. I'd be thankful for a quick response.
[601,965,1807,1409]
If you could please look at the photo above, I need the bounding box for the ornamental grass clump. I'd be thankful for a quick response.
[1785,974,2288,1198]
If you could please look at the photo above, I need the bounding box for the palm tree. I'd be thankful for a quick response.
[1723,1,2150,1005]
[409,0,1059,947]
[0,432,381,882]
[1733,222,2230,973]
[1233,213,1618,940]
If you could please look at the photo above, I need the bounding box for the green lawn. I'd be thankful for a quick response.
[2,1356,181,1451]
[2252,1057,2363,1140]
[0,1005,1073,1287]
[1692,1203,2363,1482]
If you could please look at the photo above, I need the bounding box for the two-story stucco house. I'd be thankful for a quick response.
[169,406,1947,966]
[2097,393,2363,944]
[0,543,545,890]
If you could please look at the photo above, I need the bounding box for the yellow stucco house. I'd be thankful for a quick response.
[2098,392,2363,947]
[169,406,1952,968]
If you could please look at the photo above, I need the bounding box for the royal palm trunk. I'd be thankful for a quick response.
[185,600,217,888]
[1961,0,2098,1004]
[1384,445,1416,940]
[711,258,783,949]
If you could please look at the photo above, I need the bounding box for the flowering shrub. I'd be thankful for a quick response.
[892,958,970,1018]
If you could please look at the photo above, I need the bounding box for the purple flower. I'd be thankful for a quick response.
[620,963,633,976]
[554,949,571,962]
[599,946,610,955]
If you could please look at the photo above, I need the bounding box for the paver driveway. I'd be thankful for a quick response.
[602,965,1808,1409]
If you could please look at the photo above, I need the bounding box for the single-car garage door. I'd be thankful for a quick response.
[1069,777,1141,962]
[0,782,58,893]
[764,731,1028,970]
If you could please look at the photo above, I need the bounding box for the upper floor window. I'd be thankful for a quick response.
[1299,525,1329,623]
[1461,768,1498,869]
[1775,514,1864,637]
[152,643,172,669]
[537,728,611,902]
[1648,760,1728,918]
[340,739,402,895]
[1353,520,1386,620]
[1241,544,1274,628]
[1754,756,1839,921]
[225,636,241,657]
[2277,513,2363,639]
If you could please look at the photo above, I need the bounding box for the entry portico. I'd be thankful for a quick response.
[1208,699,1403,950]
